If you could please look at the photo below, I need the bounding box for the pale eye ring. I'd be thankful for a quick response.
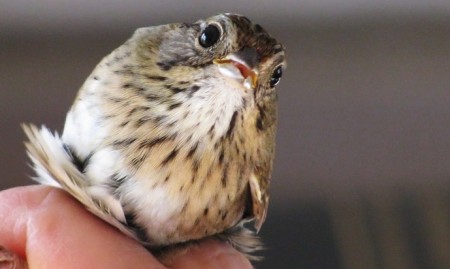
[270,66,283,87]
[199,24,221,48]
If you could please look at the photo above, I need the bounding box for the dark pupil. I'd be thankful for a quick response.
[270,67,283,87]
[199,25,221,48]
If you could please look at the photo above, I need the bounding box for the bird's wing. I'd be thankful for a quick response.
[248,172,269,232]
[22,124,139,241]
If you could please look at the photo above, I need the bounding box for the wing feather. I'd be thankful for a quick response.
[22,124,139,241]
[249,173,269,232]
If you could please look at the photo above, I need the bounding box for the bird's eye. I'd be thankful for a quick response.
[270,66,283,87]
[199,24,221,48]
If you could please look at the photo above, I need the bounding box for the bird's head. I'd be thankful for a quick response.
[129,14,286,129]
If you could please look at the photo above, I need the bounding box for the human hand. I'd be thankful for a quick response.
[0,185,253,269]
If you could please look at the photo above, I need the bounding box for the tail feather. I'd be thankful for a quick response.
[216,221,264,261]
[22,124,138,241]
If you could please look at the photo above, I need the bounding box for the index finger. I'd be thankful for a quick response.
[0,185,165,269]
[0,185,254,269]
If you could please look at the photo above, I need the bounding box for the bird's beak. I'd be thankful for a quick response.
[214,47,259,90]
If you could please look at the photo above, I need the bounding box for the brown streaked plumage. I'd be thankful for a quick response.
[23,13,286,260]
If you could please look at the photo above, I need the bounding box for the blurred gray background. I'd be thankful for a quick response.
[1,1,450,268]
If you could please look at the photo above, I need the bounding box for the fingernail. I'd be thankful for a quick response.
[0,246,27,269]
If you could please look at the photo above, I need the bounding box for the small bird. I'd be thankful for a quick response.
[23,13,286,259]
